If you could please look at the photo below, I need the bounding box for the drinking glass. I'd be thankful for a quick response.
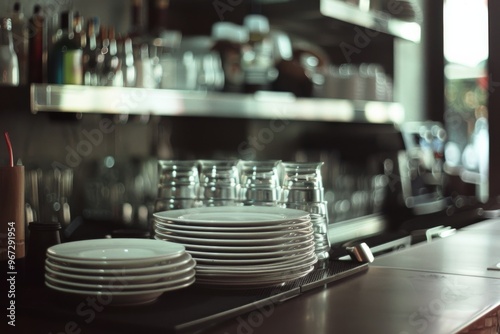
[156,160,200,211]
[238,160,281,205]
[198,160,240,201]
[281,162,324,203]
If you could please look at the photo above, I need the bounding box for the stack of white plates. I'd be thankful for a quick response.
[153,206,318,287]
[44,238,196,305]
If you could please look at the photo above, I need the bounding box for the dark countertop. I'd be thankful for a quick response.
[200,218,500,334]
[9,219,500,334]
[200,267,500,334]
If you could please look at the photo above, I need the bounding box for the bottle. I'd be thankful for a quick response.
[148,0,169,36]
[48,11,83,84]
[118,36,136,87]
[100,26,123,86]
[10,2,28,85]
[135,43,154,88]
[129,0,146,42]
[0,18,20,86]
[242,15,277,93]
[28,5,45,83]
[73,12,86,49]
[82,17,101,86]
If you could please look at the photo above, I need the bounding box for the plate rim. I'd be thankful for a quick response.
[47,238,185,262]
[153,206,309,226]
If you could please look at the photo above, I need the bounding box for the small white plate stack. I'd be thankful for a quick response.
[153,206,318,288]
[44,238,196,305]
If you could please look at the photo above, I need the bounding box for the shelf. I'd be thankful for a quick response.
[30,84,405,124]
[261,0,421,43]
[320,0,421,42]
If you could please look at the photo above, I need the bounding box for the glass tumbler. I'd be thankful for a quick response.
[198,160,240,207]
[280,162,330,259]
[156,160,200,211]
[281,162,324,203]
[238,160,282,205]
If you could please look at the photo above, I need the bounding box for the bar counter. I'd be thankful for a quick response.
[200,218,500,334]
[12,219,500,334]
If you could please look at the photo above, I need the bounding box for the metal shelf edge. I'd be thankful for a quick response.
[30,84,404,124]
[320,0,421,43]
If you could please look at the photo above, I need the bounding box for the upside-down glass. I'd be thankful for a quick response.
[156,160,200,211]
[281,162,324,203]
[238,160,282,205]
[279,162,330,259]
[198,160,240,202]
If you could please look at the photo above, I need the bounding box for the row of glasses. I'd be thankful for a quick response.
[154,159,331,260]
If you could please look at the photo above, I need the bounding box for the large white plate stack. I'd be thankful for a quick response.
[44,238,196,305]
[153,206,318,287]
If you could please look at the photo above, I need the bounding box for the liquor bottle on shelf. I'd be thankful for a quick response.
[100,26,123,86]
[10,2,28,85]
[118,35,136,87]
[129,0,146,43]
[241,14,278,93]
[148,0,169,37]
[135,42,154,88]
[82,17,102,86]
[28,5,45,83]
[73,12,86,49]
[0,18,20,86]
[48,11,83,85]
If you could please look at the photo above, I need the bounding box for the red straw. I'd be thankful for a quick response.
[4,132,13,167]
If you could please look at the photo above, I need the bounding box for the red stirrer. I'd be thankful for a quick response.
[4,132,14,167]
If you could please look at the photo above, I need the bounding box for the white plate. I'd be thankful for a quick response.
[155,219,311,232]
[45,269,196,291]
[153,206,309,226]
[195,253,317,273]
[154,224,313,239]
[46,252,186,269]
[45,258,196,284]
[186,242,316,259]
[45,277,196,306]
[195,266,314,287]
[154,235,315,253]
[47,238,185,263]
[45,253,193,275]
[154,229,314,246]
[195,265,314,279]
